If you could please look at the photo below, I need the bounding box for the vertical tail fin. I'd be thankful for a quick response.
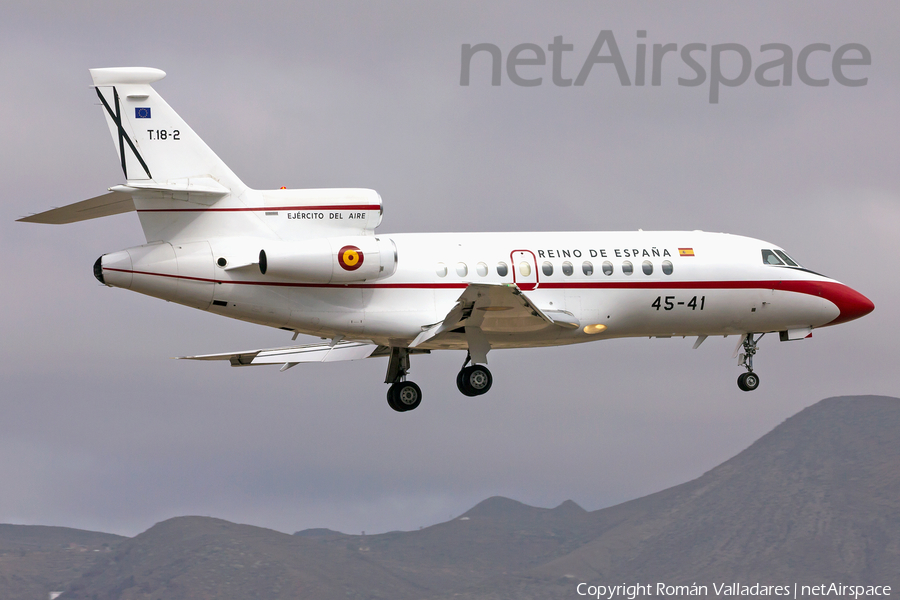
[22,68,385,248]
[90,67,246,195]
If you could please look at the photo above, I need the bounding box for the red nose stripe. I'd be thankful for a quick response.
[819,283,875,326]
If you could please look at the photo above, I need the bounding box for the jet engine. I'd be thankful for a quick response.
[258,236,397,283]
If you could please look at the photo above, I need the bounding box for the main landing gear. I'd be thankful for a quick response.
[382,349,495,412]
[385,347,422,412]
[456,353,493,397]
[736,333,763,392]
[387,381,422,412]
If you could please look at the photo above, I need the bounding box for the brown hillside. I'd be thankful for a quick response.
[459,395,900,598]
[41,395,900,600]
[0,525,124,600]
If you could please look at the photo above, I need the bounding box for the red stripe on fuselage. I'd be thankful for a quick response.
[103,268,468,289]
[103,265,872,327]
[135,205,381,213]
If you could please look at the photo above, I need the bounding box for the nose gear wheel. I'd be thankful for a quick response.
[736,333,764,392]
[737,371,760,391]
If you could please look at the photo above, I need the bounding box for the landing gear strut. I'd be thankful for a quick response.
[385,347,422,412]
[736,333,763,392]
[456,352,493,396]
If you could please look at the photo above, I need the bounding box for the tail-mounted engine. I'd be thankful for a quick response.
[259,236,397,283]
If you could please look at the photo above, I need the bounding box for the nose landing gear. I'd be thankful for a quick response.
[736,333,763,392]
[737,371,760,392]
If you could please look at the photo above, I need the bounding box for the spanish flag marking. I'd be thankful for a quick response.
[679,248,695,257]
[338,245,364,271]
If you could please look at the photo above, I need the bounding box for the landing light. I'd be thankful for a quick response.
[583,324,607,334]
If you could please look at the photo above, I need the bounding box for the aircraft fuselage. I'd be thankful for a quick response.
[97,230,871,350]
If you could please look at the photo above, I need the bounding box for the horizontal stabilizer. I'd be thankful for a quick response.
[111,177,230,197]
[17,191,134,224]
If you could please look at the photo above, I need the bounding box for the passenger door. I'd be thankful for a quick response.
[510,249,539,291]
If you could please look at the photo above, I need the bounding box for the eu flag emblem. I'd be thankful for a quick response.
[135,107,151,119]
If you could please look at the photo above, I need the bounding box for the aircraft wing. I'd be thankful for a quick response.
[410,283,579,358]
[180,341,429,371]
[17,191,135,224]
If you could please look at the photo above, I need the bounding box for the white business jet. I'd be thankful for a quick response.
[19,68,874,411]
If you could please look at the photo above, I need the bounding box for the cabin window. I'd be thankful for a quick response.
[662,260,673,275]
[562,261,574,276]
[436,263,448,277]
[582,261,594,276]
[456,262,468,277]
[542,261,554,276]
[519,262,532,277]
[497,262,509,277]
[622,261,634,275]
[476,262,488,277]
[602,261,614,276]
[761,249,784,265]
[642,260,653,275]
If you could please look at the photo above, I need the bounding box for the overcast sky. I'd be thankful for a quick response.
[2,1,898,537]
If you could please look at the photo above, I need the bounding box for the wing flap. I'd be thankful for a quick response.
[411,283,580,348]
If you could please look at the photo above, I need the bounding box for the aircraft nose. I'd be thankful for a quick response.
[823,283,874,326]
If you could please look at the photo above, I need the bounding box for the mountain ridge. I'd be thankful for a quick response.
[2,395,895,600]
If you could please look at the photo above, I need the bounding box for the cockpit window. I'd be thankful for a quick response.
[762,248,803,267]
[761,249,784,265]
[773,250,799,267]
